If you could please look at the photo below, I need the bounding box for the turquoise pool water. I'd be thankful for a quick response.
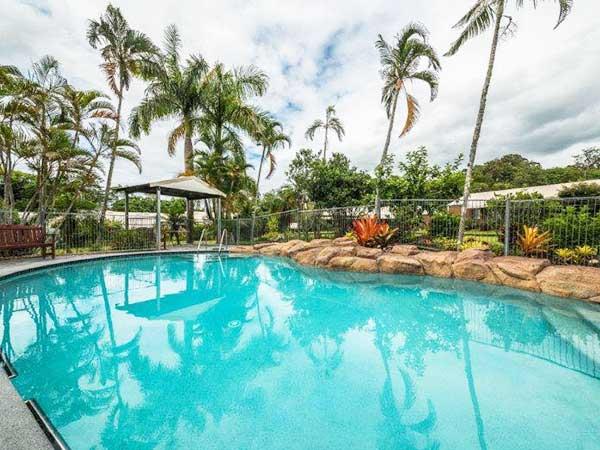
[1,254,599,449]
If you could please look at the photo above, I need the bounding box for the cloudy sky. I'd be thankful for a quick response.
[2,0,600,193]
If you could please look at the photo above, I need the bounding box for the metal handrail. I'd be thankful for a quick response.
[196,228,206,251]
[218,229,227,253]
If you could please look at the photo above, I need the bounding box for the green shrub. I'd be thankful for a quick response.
[430,211,460,238]
[542,206,600,249]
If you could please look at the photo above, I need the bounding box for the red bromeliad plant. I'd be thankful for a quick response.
[352,216,398,249]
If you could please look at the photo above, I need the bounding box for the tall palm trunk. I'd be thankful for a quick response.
[184,124,194,244]
[323,124,329,162]
[375,89,399,216]
[100,87,123,223]
[457,0,505,245]
[256,146,267,196]
[3,121,14,219]
[251,146,267,242]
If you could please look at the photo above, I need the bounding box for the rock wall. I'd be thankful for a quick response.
[228,240,600,303]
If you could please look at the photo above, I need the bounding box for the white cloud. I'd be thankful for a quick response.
[2,0,600,194]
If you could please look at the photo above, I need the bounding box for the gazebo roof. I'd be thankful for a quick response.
[114,176,225,199]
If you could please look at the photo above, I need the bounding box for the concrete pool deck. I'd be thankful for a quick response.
[0,247,226,449]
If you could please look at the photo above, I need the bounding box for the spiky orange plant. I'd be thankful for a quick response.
[352,215,398,248]
[517,225,552,256]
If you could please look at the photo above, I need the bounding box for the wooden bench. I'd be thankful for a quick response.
[0,225,56,259]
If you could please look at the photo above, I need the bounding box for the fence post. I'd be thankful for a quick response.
[156,187,161,250]
[504,198,511,256]
[236,218,240,244]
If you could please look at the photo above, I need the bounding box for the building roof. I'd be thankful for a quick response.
[449,179,600,206]
[114,176,226,199]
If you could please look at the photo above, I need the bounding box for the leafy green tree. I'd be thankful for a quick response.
[285,148,320,207]
[306,152,371,208]
[88,3,157,222]
[375,24,440,207]
[558,182,600,198]
[446,0,574,244]
[471,154,545,191]
[574,147,600,176]
[304,105,345,161]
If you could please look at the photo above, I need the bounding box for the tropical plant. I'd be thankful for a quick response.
[374,24,441,208]
[460,237,503,255]
[447,0,574,245]
[517,225,551,256]
[88,4,157,222]
[352,215,398,249]
[305,105,345,161]
[555,248,576,264]
[575,245,598,265]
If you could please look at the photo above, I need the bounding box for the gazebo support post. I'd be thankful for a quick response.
[156,187,161,250]
[124,192,129,230]
[216,198,222,244]
[186,198,193,244]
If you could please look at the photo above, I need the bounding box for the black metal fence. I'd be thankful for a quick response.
[2,196,599,264]
[223,197,600,265]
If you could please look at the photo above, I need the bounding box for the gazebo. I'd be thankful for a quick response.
[114,176,226,249]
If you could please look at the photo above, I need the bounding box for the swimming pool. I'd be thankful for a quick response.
[1,253,599,449]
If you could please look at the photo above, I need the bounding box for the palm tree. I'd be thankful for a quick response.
[254,117,290,196]
[305,105,344,161]
[87,4,157,222]
[375,24,441,212]
[129,25,209,242]
[129,25,208,173]
[19,56,67,222]
[446,0,573,245]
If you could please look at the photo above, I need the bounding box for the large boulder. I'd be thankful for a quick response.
[272,239,305,256]
[537,266,600,300]
[228,245,256,254]
[389,245,420,256]
[315,246,356,267]
[253,242,277,250]
[488,256,549,292]
[332,236,357,247]
[328,256,379,273]
[258,243,288,256]
[452,249,498,284]
[292,247,324,266]
[415,251,457,278]
[283,239,330,257]
[455,249,494,263]
[377,254,423,275]
[356,247,383,259]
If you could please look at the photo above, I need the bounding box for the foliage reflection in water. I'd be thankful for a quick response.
[1,254,599,450]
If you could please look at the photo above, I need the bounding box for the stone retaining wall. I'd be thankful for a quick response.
[229,237,600,303]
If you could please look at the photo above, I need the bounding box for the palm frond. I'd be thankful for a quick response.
[400,94,420,137]
[305,119,324,140]
[445,2,495,56]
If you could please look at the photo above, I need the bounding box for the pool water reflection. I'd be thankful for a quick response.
[0,254,599,450]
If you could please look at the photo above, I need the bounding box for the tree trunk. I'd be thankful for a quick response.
[184,124,194,244]
[457,0,505,246]
[256,146,267,196]
[100,88,123,223]
[323,124,329,162]
[375,89,400,216]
